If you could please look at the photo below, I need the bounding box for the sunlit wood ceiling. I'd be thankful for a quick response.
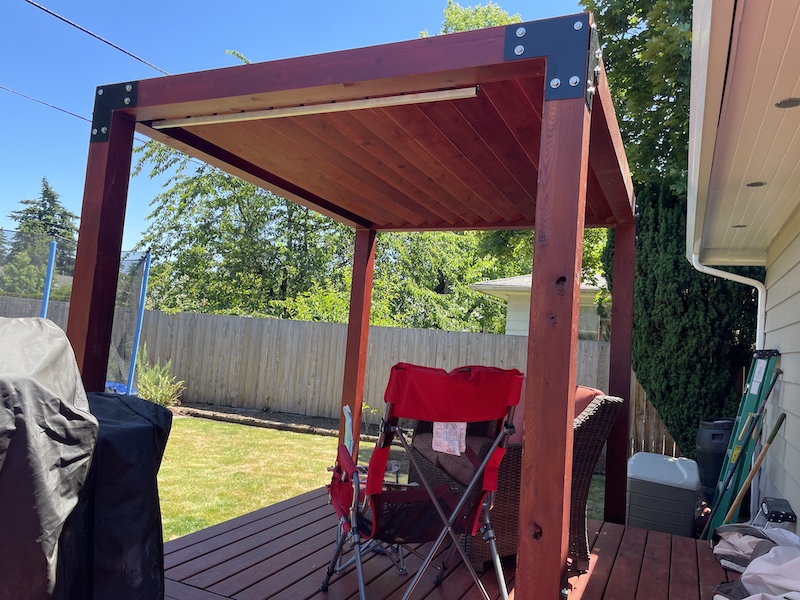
[689,0,800,265]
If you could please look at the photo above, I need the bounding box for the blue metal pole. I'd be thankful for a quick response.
[126,250,152,394]
[40,239,57,318]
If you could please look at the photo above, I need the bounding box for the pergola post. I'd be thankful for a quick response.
[605,222,635,522]
[518,96,590,598]
[339,229,377,452]
[67,110,135,392]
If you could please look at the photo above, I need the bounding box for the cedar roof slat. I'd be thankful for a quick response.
[586,167,616,226]
[418,100,536,220]
[345,108,491,224]
[289,110,470,224]
[194,121,420,227]
[372,105,510,226]
[482,78,543,169]
[588,64,635,224]
[381,104,526,225]
[452,85,541,221]
[379,107,514,224]
[247,117,440,226]
[323,109,478,224]
[147,125,372,228]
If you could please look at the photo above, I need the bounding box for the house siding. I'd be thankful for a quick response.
[504,291,606,339]
[762,209,800,522]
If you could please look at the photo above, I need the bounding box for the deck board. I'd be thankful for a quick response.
[165,488,731,600]
[634,530,671,600]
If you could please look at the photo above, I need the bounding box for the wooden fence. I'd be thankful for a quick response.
[141,310,611,419]
[628,372,681,457]
[1,297,678,456]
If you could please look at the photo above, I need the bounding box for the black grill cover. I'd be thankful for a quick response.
[57,393,172,599]
[0,318,99,600]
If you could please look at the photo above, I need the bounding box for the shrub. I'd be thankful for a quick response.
[135,342,185,407]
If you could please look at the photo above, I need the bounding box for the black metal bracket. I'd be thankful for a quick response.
[90,81,138,143]
[504,13,600,107]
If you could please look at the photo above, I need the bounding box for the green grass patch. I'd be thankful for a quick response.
[586,475,605,521]
[158,417,337,541]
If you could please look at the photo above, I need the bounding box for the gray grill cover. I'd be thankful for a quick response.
[0,318,98,600]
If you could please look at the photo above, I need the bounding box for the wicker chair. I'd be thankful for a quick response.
[409,387,622,574]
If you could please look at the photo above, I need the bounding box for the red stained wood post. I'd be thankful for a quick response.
[605,222,635,522]
[67,111,136,391]
[339,229,377,452]
[518,96,590,599]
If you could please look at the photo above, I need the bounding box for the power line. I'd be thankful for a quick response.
[23,0,171,76]
[0,84,208,167]
[0,84,147,142]
[0,84,90,122]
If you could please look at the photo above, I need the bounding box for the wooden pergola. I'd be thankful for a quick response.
[66,13,635,599]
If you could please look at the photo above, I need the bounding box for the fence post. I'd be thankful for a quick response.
[40,239,57,318]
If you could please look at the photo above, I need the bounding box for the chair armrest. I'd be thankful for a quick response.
[336,443,359,477]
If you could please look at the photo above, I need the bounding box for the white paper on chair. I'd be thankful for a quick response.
[432,422,467,456]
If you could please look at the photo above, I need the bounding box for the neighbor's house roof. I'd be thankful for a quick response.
[470,274,607,301]
[687,0,800,266]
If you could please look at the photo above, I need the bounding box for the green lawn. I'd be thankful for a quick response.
[158,416,338,540]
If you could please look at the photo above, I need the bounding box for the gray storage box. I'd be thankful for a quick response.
[626,452,700,536]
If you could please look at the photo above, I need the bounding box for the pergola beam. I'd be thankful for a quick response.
[605,222,636,522]
[339,229,377,452]
[519,96,590,597]
[66,110,135,391]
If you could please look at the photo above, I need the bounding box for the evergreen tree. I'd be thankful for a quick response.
[10,177,78,239]
[9,177,78,275]
[632,183,760,454]
[585,0,762,455]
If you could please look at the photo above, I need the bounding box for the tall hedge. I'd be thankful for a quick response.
[585,0,764,456]
[630,183,763,456]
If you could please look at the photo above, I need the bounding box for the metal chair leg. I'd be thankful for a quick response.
[481,512,509,600]
[320,522,349,592]
[433,536,460,585]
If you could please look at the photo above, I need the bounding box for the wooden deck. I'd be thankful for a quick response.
[164,488,735,600]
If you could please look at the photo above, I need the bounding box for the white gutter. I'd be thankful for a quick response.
[691,254,765,350]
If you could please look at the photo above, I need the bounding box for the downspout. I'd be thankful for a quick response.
[691,254,766,350]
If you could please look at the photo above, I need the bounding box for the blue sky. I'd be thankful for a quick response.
[1,0,582,249]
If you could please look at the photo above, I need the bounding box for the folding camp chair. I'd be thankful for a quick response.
[321,362,523,600]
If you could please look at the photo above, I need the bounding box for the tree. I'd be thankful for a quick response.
[632,183,759,454]
[583,0,762,455]
[420,0,521,36]
[9,177,78,275]
[373,231,510,332]
[134,143,354,316]
[0,251,46,297]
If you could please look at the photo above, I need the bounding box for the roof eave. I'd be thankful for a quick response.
[687,0,737,264]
